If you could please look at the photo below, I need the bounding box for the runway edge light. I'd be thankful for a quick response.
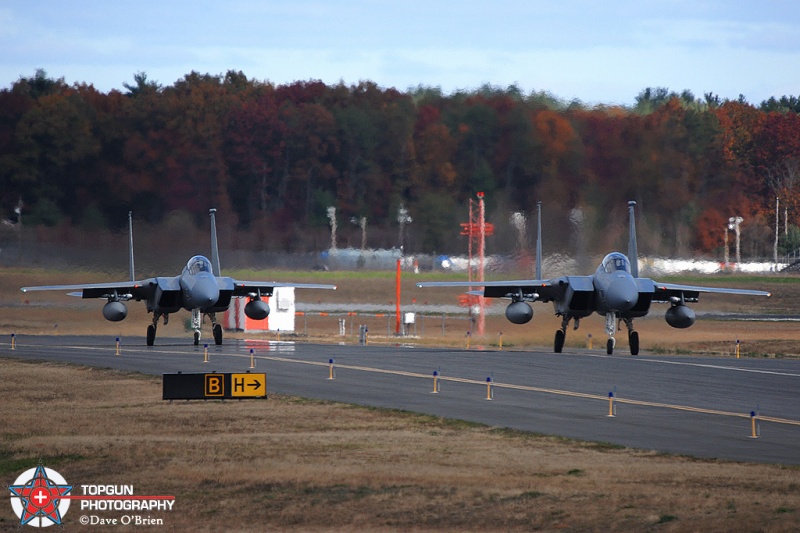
[432,370,440,394]
[749,410,760,439]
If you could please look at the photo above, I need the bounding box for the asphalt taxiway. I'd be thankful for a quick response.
[4,335,800,464]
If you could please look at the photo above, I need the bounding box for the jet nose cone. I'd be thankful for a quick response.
[192,278,220,308]
[606,276,639,311]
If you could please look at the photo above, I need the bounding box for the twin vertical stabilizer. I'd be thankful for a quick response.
[128,211,135,282]
[128,209,223,278]
[209,208,222,276]
[535,201,542,279]
[628,201,639,278]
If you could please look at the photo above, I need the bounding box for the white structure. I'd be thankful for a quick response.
[224,287,295,332]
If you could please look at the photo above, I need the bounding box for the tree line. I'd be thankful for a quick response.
[2,69,799,259]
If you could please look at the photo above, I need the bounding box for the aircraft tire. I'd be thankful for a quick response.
[606,339,614,355]
[193,331,200,346]
[629,331,639,356]
[554,330,565,353]
[146,325,155,347]
[213,324,223,345]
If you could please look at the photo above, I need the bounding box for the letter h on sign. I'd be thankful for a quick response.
[233,376,245,393]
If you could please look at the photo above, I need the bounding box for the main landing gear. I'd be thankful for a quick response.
[624,318,639,356]
[212,321,222,345]
[553,316,579,353]
[553,314,639,355]
[147,313,169,346]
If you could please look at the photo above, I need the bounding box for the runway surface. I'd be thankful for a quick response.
[4,335,800,464]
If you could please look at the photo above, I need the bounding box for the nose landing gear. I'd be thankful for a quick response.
[192,311,223,346]
[605,313,616,354]
[604,314,639,355]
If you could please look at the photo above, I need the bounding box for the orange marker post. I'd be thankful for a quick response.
[203,343,209,363]
[11,333,15,351]
[485,377,493,401]
[328,358,335,380]
[250,348,256,369]
[607,392,615,417]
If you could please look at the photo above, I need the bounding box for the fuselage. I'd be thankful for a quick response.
[180,255,221,311]
[593,252,639,315]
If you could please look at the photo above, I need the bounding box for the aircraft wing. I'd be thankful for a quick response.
[21,280,158,300]
[650,281,771,303]
[229,280,337,297]
[417,279,569,303]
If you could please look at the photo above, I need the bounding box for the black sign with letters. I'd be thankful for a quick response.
[162,372,267,400]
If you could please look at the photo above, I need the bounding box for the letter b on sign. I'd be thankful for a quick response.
[205,374,224,396]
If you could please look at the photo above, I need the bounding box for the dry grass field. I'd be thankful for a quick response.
[1,359,799,532]
[2,268,800,531]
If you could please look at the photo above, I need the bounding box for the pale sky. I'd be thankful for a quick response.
[2,0,799,106]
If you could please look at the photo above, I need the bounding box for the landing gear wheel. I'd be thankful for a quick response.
[629,331,639,356]
[554,330,565,353]
[146,325,156,346]
[213,324,223,345]
[193,331,200,346]
[607,339,614,355]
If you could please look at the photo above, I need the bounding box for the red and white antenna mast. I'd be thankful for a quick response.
[459,192,493,335]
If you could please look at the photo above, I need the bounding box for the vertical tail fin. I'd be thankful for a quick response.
[128,211,135,282]
[209,208,221,276]
[628,201,639,278]
[535,201,543,279]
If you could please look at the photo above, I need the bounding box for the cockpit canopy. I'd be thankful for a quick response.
[602,252,631,274]
[186,255,214,275]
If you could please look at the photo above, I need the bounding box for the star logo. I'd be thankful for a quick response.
[8,465,72,527]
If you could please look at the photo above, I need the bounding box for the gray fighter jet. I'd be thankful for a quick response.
[418,201,770,355]
[21,209,336,346]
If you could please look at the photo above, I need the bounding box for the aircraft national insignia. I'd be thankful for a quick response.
[8,464,73,527]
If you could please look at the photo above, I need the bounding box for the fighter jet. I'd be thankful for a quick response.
[21,209,336,346]
[418,201,771,355]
